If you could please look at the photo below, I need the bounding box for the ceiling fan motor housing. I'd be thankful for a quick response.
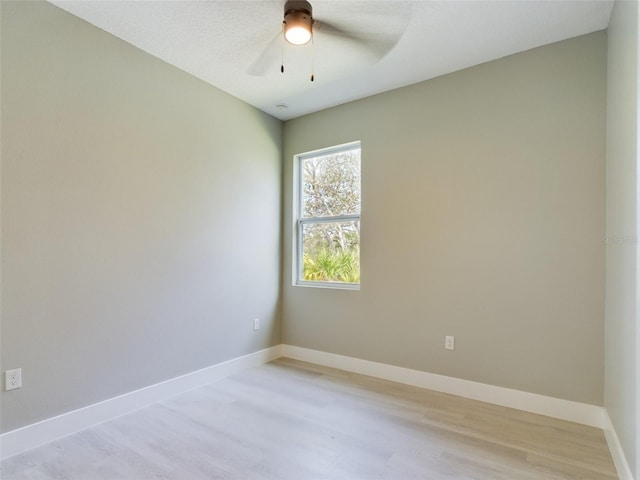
[284,1,312,18]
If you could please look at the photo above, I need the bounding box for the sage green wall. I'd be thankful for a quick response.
[605,0,639,475]
[1,1,282,432]
[283,32,606,405]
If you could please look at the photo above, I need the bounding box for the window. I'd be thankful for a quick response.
[294,141,361,289]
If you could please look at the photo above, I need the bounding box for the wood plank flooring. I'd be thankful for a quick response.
[1,358,618,479]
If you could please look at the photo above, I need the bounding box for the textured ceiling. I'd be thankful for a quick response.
[49,1,614,120]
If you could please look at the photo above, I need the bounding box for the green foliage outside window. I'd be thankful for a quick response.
[303,248,360,283]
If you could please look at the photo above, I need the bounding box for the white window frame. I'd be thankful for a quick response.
[293,141,361,290]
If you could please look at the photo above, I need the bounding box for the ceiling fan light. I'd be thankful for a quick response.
[285,26,311,45]
[284,11,312,45]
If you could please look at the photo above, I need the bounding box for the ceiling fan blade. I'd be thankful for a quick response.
[246,31,282,76]
[314,20,398,59]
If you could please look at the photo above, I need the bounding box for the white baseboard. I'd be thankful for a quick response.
[0,345,283,460]
[2,342,626,475]
[603,411,635,480]
[282,345,605,428]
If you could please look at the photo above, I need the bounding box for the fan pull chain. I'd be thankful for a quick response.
[281,21,285,73]
[310,34,315,82]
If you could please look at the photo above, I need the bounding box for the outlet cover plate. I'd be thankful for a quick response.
[445,336,455,351]
[5,368,22,391]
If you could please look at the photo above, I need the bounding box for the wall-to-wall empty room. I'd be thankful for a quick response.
[1,0,638,478]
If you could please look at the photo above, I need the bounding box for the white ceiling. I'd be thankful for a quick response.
[49,0,614,121]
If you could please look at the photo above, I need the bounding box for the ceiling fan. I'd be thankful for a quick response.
[247,0,406,80]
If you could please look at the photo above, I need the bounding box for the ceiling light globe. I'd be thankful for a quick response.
[285,26,311,45]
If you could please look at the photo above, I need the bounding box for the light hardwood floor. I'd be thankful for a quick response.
[1,358,617,479]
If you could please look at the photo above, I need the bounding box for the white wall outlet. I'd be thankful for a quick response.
[5,368,22,391]
[445,336,455,351]
[253,318,260,331]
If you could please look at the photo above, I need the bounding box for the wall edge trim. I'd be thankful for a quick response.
[0,345,283,460]
[603,410,636,480]
[2,344,616,467]
[282,344,605,428]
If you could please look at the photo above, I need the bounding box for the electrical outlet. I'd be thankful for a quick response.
[5,368,22,391]
[253,318,260,331]
[445,336,455,351]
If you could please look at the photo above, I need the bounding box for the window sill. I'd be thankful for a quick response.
[294,281,360,291]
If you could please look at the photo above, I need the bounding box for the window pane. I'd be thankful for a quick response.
[302,149,361,218]
[302,221,360,283]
